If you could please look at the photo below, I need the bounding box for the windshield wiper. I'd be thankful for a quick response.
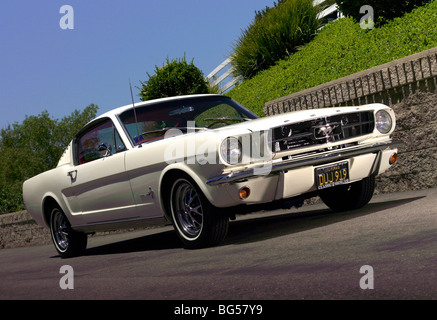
[140,126,205,136]
[202,117,251,122]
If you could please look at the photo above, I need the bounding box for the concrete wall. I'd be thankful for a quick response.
[265,47,437,194]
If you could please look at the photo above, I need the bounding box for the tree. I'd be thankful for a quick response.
[0,104,98,214]
[139,56,210,101]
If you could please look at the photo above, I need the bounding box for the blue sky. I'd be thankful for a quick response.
[0,0,275,129]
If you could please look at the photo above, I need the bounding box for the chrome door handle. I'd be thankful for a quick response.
[67,170,77,181]
[67,170,77,177]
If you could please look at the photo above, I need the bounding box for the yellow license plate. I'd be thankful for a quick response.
[315,161,350,190]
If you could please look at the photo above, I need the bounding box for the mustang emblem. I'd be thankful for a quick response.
[313,122,341,141]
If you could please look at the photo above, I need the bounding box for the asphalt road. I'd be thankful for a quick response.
[0,188,436,300]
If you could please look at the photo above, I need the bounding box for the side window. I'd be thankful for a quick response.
[114,129,126,153]
[76,119,126,165]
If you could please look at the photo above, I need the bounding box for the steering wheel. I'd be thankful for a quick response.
[207,120,231,128]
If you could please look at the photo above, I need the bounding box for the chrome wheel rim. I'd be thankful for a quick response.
[52,209,69,251]
[172,180,203,238]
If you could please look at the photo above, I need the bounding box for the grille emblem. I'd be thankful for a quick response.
[280,126,292,137]
[313,122,341,141]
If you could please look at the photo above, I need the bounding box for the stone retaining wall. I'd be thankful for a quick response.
[0,211,50,249]
[0,211,142,250]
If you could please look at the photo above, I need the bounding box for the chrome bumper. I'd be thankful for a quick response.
[207,140,400,186]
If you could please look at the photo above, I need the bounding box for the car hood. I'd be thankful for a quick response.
[213,104,386,133]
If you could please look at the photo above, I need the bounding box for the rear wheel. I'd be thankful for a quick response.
[49,205,87,258]
[169,175,229,249]
[319,176,375,212]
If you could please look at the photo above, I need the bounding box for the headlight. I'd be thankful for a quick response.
[375,110,393,134]
[220,137,242,164]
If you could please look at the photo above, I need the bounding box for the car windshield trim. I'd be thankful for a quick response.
[202,117,251,122]
[118,96,258,146]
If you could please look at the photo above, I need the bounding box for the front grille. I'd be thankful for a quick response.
[272,111,375,153]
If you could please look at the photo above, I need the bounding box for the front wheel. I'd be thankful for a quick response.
[319,176,375,212]
[49,205,87,258]
[170,175,229,249]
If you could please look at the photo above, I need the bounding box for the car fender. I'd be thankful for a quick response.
[41,191,67,227]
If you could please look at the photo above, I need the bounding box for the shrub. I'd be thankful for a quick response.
[139,56,210,101]
[227,0,437,115]
[231,0,321,80]
[335,0,432,26]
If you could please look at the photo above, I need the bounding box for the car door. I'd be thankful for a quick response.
[64,118,137,225]
[124,136,167,219]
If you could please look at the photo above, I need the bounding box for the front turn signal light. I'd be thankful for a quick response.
[239,187,251,199]
[389,153,398,165]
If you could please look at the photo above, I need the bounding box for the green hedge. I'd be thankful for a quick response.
[227,0,437,116]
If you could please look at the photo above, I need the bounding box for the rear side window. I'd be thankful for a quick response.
[76,119,126,165]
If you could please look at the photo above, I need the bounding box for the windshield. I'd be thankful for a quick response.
[119,96,258,145]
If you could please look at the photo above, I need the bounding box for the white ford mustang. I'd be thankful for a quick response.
[23,94,398,257]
